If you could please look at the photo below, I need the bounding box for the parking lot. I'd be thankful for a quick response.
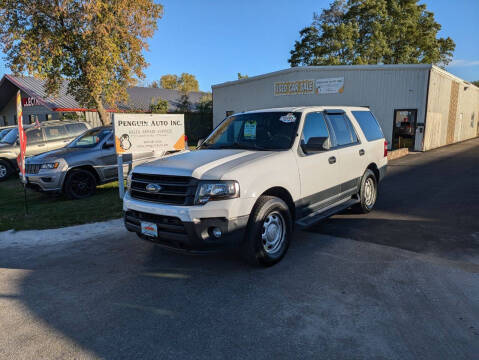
[0,138,478,360]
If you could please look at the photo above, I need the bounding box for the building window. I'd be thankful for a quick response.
[46,114,52,121]
[29,115,36,124]
[1,115,6,126]
[13,114,17,125]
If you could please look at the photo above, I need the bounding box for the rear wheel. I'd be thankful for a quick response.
[241,196,292,266]
[354,169,378,213]
[64,169,97,199]
[0,160,13,182]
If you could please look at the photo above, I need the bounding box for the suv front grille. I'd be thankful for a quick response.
[130,173,198,205]
[26,164,42,174]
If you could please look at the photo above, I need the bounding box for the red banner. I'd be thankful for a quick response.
[16,90,27,181]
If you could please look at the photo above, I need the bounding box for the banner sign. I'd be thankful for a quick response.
[274,79,314,96]
[113,113,185,155]
[315,77,345,94]
[273,77,344,96]
[16,90,27,181]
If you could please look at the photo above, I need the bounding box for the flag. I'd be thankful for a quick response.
[16,90,27,182]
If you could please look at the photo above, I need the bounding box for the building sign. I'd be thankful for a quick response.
[315,77,344,94]
[273,77,345,96]
[113,113,185,155]
[22,97,41,107]
[274,80,314,96]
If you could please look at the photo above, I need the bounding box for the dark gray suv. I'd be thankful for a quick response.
[0,120,90,181]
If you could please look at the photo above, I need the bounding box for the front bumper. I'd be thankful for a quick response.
[124,209,249,252]
[25,170,66,192]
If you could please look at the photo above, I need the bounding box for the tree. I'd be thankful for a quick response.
[150,97,168,113]
[177,93,191,113]
[0,0,163,125]
[472,81,479,88]
[160,74,179,89]
[197,93,212,113]
[289,0,455,68]
[160,73,199,92]
[237,72,249,80]
[150,81,160,88]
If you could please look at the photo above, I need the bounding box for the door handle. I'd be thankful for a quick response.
[359,149,365,156]
[37,144,46,147]
[328,156,336,164]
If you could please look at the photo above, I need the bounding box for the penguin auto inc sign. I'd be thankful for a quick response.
[113,113,185,155]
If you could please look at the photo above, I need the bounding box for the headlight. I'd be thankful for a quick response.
[41,162,60,170]
[126,172,132,192]
[195,180,239,205]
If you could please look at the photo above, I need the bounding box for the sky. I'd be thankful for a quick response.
[0,0,478,91]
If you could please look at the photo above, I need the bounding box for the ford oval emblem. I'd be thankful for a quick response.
[145,183,162,193]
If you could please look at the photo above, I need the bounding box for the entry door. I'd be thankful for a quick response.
[393,110,417,150]
[295,112,341,218]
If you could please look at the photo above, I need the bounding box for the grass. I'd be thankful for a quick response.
[0,177,124,231]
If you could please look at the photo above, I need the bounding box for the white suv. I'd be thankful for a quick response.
[123,106,388,266]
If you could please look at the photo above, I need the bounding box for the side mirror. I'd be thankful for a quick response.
[15,139,20,146]
[197,138,205,147]
[301,136,330,154]
[103,140,115,149]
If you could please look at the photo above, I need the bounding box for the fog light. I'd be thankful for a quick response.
[212,227,222,238]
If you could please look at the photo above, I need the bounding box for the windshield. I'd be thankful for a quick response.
[0,128,13,140]
[68,128,111,148]
[0,128,18,144]
[199,112,301,151]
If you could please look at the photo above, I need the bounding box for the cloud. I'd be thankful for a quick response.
[448,59,479,67]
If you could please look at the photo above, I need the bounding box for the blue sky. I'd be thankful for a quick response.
[1,0,478,91]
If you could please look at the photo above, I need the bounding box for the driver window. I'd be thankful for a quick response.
[302,112,330,144]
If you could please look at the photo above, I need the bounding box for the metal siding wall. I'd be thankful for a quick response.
[424,68,479,150]
[213,67,429,146]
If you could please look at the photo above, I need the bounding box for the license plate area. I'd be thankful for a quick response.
[141,221,158,237]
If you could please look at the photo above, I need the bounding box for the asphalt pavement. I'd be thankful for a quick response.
[0,138,478,360]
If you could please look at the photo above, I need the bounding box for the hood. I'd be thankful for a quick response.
[27,147,86,163]
[133,149,276,179]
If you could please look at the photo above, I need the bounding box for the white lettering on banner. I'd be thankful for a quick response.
[273,77,345,96]
[113,113,185,155]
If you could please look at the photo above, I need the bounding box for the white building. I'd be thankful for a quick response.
[212,64,479,151]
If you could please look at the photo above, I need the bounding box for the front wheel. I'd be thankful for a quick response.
[64,169,97,199]
[241,196,292,266]
[354,169,378,213]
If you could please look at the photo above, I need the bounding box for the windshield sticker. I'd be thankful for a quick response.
[279,113,296,123]
[244,120,257,139]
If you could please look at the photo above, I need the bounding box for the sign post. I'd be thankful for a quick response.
[16,90,28,215]
[113,113,186,199]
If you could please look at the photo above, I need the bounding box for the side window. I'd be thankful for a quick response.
[44,125,67,140]
[302,112,330,144]
[328,114,358,146]
[26,128,44,144]
[352,111,384,141]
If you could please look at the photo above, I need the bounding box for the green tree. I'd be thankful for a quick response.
[237,72,249,80]
[197,93,212,113]
[150,97,169,113]
[177,93,191,113]
[472,80,479,88]
[0,0,163,125]
[160,73,199,92]
[289,0,455,68]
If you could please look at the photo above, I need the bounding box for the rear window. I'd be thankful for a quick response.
[352,111,384,141]
[44,125,67,140]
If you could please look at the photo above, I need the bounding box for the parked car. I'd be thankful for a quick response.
[123,106,388,265]
[25,127,155,199]
[0,126,16,141]
[0,120,90,181]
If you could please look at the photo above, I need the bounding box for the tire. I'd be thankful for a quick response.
[241,196,293,266]
[64,169,97,199]
[354,169,378,214]
[0,160,13,182]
